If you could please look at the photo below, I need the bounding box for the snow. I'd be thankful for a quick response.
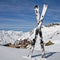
[0,24,60,60]
[0,46,28,60]
[34,25,60,52]
[0,46,60,60]
[0,30,23,44]
[0,25,60,45]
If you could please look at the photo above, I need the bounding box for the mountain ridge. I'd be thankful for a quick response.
[0,24,60,45]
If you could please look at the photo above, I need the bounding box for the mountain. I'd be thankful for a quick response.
[0,23,60,46]
[0,30,23,44]
[42,23,60,43]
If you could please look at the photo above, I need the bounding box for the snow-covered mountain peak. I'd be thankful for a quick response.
[0,23,60,45]
[44,23,60,27]
[0,30,23,44]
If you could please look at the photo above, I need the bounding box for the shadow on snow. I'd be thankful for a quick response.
[32,52,56,58]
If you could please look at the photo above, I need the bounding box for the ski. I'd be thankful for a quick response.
[25,4,48,60]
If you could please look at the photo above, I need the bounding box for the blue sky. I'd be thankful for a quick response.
[0,0,60,32]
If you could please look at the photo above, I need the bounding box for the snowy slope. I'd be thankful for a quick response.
[0,24,60,60]
[0,24,60,45]
[42,25,60,43]
[35,24,60,52]
[0,46,60,60]
[0,30,23,44]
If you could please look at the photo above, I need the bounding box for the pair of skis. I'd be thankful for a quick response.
[23,4,48,60]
